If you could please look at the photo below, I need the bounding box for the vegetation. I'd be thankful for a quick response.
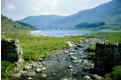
[86,44,96,60]
[1,61,16,78]
[2,34,82,79]
[16,21,36,30]
[76,22,106,28]
[88,52,95,60]
[83,31,121,79]
[83,31,121,43]
[1,15,35,34]
[87,44,96,51]
[1,15,84,79]
[1,14,121,80]
[4,34,81,61]
[105,66,121,80]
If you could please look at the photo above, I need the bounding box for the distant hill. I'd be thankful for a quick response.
[21,15,65,30]
[20,0,121,30]
[1,15,36,34]
[16,21,36,30]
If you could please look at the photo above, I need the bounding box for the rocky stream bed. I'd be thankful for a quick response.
[14,38,104,80]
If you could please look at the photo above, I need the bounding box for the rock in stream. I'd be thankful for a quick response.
[14,38,104,80]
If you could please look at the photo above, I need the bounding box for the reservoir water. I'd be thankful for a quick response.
[31,30,111,37]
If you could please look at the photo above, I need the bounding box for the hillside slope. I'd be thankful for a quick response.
[21,15,65,29]
[20,0,121,30]
[1,15,35,34]
[53,0,121,28]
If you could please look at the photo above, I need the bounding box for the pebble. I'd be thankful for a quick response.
[28,77,32,80]
[40,74,47,78]
[83,76,91,80]
[70,56,77,61]
[36,68,41,73]
[69,52,77,55]
[14,73,21,78]
[68,65,73,69]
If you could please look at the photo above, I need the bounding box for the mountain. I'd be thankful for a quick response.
[20,15,65,29]
[20,0,121,30]
[1,15,35,34]
[16,21,36,30]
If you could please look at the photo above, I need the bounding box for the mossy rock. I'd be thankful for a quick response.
[87,44,96,51]
[88,52,95,60]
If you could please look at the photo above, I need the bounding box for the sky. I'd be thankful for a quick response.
[2,0,111,20]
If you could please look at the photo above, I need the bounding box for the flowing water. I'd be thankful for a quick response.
[14,38,104,80]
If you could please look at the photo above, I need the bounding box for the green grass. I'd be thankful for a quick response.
[1,61,16,78]
[87,44,96,51]
[4,34,82,61]
[1,15,84,79]
[1,15,35,35]
[83,31,121,43]
[105,66,121,80]
[2,34,82,79]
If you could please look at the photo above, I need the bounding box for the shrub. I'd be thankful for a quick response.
[88,52,95,59]
[105,66,121,80]
[87,44,96,51]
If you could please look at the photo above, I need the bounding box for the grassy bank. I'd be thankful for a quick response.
[2,34,83,79]
[83,31,121,43]
[83,31,121,80]
[4,34,82,61]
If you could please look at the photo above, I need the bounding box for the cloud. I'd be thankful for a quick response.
[6,3,15,10]
[2,0,112,20]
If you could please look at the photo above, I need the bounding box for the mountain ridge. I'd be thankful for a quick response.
[20,0,121,30]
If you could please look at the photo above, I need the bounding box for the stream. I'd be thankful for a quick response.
[14,37,104,80]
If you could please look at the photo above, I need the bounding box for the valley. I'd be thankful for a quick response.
[1,0,121,80]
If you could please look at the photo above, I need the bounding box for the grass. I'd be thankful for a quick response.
[1,61,16,78]
[1,15,35,35]
[87,44,96,51]
[83,31,121,43]
[105,66,121,80]
[2,30,121,79]
[1,15,84,79]
[83,31,121,79]
[3,34,82,61]
[2,33,82,79]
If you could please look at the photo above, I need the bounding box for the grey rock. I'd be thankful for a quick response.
[28,77,32,80]
[68,65,73,69]
[83,76,91,80]
[40,74,47,78]
[14,73,21,78]
[92,74,104,80]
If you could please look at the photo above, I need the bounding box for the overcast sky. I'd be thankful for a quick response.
[2,0,111,20]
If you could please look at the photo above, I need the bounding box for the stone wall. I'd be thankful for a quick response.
[1,39,23,62]
[94,42,121,76]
